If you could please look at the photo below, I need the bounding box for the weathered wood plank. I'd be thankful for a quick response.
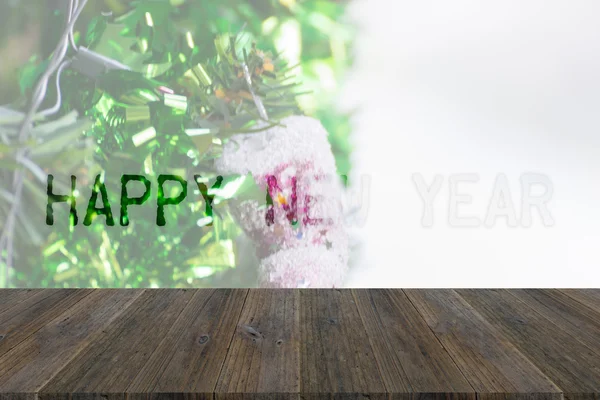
[352,289,473,398]
[299,289,386,400]
[0,289,43,316]
[215,289,299,400]
[559,290,600,315]
[457,289,600,397]
[507,289,600,356]
[128,289,248,395]
[0,289,93,359]
[40,289,194,395]
[0,289,143,393]
[0,289,597,399]
[0,290,54,323]
[405,290,561,400]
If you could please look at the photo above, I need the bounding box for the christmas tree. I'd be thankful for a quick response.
[0,0,353,288]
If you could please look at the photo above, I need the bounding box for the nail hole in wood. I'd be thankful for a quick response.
[199,335,209,344]
[276,339,283,346]
[0,335,5,342]
[327,318,337,325]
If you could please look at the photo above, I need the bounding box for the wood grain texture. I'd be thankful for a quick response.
[0,290,91,358]
[405,290,561,400]
[129,289,248,395]
[457,289,600,398]
[40,289,194,395]
[215,290,299,400]
[352,289,473,398]
[559,290,600,315]
[0,289,597,399]
[0,289,142,393]
[299,289,386,400]
[0,289,42,316]
[507,289,600,356]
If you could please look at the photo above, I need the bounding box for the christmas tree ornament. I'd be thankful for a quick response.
[215,115,348,288]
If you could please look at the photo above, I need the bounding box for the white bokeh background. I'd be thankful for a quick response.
[341,0,600,287]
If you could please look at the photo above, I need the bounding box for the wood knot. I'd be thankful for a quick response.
[241,325,263,340]
[198,335,210,344]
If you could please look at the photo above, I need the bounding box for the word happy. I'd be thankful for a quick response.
[45,174,305,227]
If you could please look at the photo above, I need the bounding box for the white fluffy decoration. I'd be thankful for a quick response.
[215,115,348,288]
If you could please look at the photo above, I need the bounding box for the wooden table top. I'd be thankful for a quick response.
[0,289,598,400]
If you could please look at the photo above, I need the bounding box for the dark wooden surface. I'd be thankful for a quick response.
[0,289,598,399]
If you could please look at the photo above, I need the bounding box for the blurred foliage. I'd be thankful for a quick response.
[0,0,354,288]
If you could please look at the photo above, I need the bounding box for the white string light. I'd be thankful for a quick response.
[68,0,80,51]
[20,0,87,132]
[0,0,88,284]
[37,59,72,118]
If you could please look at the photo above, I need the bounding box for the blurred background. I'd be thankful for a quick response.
[3,0,600,288]
[343,0,600,287]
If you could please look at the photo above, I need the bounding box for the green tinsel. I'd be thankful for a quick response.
[0,0,354,288]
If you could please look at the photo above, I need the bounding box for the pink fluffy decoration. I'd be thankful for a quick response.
[215,116,348,288]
